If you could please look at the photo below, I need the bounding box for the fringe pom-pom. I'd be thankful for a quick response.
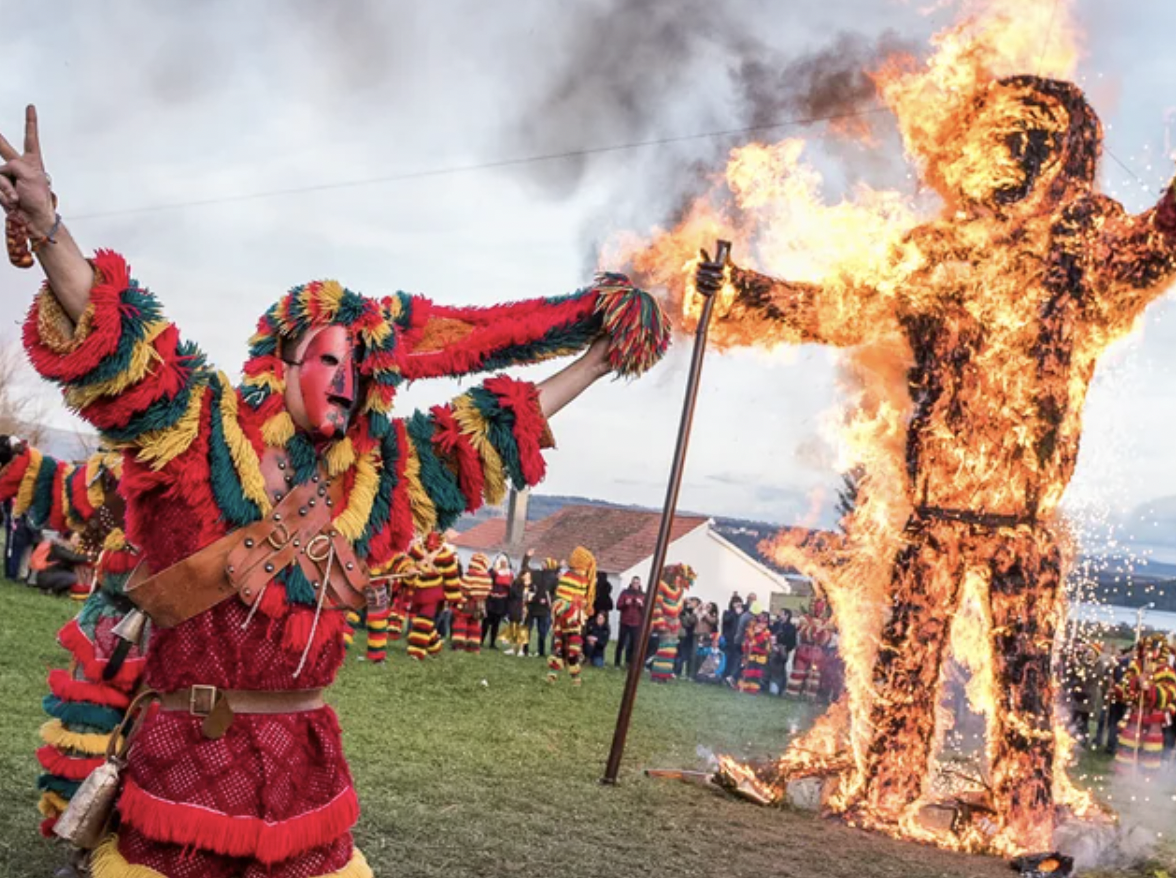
[593,274,670,378]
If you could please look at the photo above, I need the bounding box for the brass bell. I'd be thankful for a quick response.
[111,608,148,647]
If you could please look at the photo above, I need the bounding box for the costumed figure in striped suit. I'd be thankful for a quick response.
[0,440,142,878]
[343,556,411,663]
[649,563,695,682]
[406,532,458,660]
[1115,635,1176,776]
[547,546,596,686]
[786,596,834,700]
[738,612,772,694]
[2,104,669,878]
[453,552,491,652]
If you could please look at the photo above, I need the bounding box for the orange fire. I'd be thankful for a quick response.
[613,0,1171,857]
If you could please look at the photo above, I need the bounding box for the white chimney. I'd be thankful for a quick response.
[505,488,529,548]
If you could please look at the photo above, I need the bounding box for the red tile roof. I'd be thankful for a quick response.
[452,505,709,574]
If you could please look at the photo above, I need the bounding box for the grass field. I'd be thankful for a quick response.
[0,579,1171,878]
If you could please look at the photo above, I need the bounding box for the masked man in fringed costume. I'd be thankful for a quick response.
[695,74,1176,844]
[785,596,833,700]
[0,105,669,878]
[452,552,492,652]
[0,441,140,876]
[1114,635,1176,777]
[547,546,596,686]
[649,563,695,682]
[405,531,460,660]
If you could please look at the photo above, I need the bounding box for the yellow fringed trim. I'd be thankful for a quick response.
[326,437,355,477]
[36,285,98,354]
[91,837,371,878]
[64,321,170,410]
[38,789,69,818]
[40,719,116,756]
[134,383,206,471]
[62,462,84,531]
[216,374,271,515]
[15,447,44,516]
[244,369,285,396]
[85,455,105,510]
[103,528,127,552]
[451,395,507,506]
[262,411,296,448]
[402,440,437,535]
[335,449,378,541]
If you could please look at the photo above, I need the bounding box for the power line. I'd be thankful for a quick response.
[69,106,890,222]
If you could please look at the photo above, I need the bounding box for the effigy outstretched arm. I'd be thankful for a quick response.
[693,255,880,349]
[1096,178,1176,320]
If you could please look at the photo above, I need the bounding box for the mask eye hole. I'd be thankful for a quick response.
[321,354,340,367]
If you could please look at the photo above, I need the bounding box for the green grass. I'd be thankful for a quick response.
[0,579,1171,878]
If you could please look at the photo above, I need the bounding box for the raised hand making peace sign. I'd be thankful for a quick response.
[0,105,92,322]
[1,105,58,267]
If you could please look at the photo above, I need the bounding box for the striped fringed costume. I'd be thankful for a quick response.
[345,554,410,662]
[649,563,695,683]
[547,547,596,686]
[0,442,118,598]
[1115,638,1176,775]
[786,598,834,699]
[453,553,491,652]
[0,446,142,841]
[24,250,668,878]
[738,617,772,694]
[386,558,413,642]
[406,534,456,660]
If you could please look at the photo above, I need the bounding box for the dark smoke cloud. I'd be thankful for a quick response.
[503,0,918,205]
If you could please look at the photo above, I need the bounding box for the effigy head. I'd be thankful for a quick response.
[932,75,1101,212]
[241,281,402,447]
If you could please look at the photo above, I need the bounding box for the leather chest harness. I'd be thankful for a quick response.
[121,446,371,738]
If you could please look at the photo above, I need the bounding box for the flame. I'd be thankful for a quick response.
[613,0,1170,857]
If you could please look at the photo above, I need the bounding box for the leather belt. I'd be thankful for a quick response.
[915,505,1036,529]
[159,686,325,739]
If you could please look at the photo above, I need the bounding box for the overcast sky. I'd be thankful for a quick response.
[3,1,1176,558]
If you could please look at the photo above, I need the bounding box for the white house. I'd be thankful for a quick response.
[451,496,797,635]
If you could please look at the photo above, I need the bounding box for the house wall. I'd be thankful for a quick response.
[614,526,793,626]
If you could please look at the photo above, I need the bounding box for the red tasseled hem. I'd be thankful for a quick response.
[117,777,360,865]
[0,451,31,502]
[40,817,57,838]
[283,608,347,657]
[102,548,140,574]
[70,466,95,521]
[47,668,133,709]
[37,745,106,780]
[58,619,145,690]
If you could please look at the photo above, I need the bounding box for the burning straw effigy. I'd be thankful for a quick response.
[620,0,1176,859]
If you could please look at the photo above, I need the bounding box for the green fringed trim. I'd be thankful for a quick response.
[207,378,261,529]
[102,368,209,444]
[71,284,163,389]
[42,696,123,732]
[407,412,466,532]
[37,774,81,798]
[27,455,60,527]
[280,564,318,607]
[595,277,671,378]
[286,433,319,484]
[468,386,526,489]
[357,428,400,556]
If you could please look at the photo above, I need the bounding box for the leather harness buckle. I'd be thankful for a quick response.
[306,533,332,563]
[267,522,291,550]
[189,685,218,717]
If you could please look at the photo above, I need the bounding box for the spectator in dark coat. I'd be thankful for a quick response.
[585,612,611,667]
[593,572,614,618]
[523,560,557,657]
[614,576,646,667]
[675,597,700,677]
[721,595,745,684]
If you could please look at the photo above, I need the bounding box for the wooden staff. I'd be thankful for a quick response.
[602,239,730,785]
